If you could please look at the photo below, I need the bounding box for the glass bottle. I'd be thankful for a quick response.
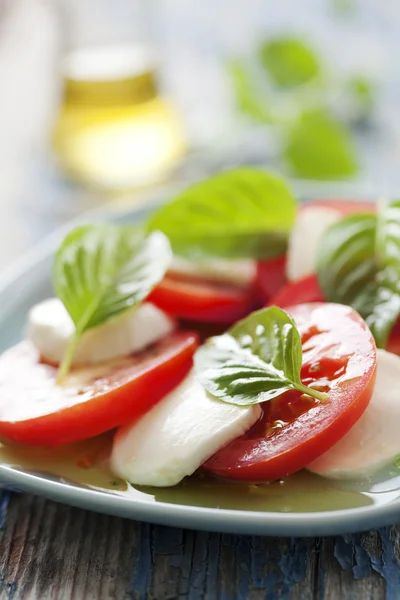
[52,0,186,192]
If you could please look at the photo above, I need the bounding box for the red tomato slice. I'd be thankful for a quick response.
[270,274,325,308]
[203,303,376,482]
[386,320,400,356]
[305,198,375,215]
[256,255,287,302]
[0,332,198,446]
[148,273,257,324]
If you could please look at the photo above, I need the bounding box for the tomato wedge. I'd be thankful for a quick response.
[0,331,198,446]
[203,303,376,482]
[148,273,257,324]
[256,255,287,302]
[270,274,324,308]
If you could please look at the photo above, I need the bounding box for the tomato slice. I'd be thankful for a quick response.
[203,303,376,482]
[305,198,375,215]
[270,274,325,308]
[0,331,198,446]
[256,255,287,302]
[148,273,257,324]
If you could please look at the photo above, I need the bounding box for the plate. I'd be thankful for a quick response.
[1,192,400,537]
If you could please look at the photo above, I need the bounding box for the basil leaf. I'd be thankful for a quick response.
[147,168,297,260]
[283,110,358,180]
[53,225,172,379]
[228,60,272,124]
[317,201,400,348]
[194,307,327,406]
[259,37,320,89]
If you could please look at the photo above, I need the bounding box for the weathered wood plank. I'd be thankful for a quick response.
[319,537,386,600]
[0,492,394,599]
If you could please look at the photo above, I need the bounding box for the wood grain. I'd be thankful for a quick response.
[0,492,391,600]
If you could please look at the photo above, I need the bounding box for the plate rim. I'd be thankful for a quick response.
[0,463,399,537]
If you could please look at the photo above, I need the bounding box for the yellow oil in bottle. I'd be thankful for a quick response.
[53,45,186,192]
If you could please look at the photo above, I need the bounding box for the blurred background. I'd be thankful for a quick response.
[1,0,399,268]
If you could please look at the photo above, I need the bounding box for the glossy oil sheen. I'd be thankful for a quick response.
[2,435,400,514]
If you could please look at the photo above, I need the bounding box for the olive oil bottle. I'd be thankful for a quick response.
[53,43,186,192]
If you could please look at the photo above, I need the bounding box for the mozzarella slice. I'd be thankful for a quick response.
[110,371,261,486]
[286,206,342,281]
[169,256,256,288]
[307,349,400,479]
[27,298,175,366]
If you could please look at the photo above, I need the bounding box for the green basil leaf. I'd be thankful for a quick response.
[259,37,320,89]
[147,168,297,260]
[53,224,172,379]
[283,110,358,180]
[317,201,400,348]
[228,60,272,124]
[194,306,327,406]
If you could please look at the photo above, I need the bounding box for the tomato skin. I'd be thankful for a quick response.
[386,320,400,356]
[0,332,198,446]
[256,255,287,302]
[305,199,375,215]
[204,303,377,482]
[148,274,257,324]
[269,274,324,308]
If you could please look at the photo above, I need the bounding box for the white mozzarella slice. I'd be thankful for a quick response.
[27,298,175,366]
[307,349,400,479]
[286,206,342,281]
[110,371,261,486]
[169,256,256,288]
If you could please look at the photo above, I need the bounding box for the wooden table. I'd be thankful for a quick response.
[0,489,397,599]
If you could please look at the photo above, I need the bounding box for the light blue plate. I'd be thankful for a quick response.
[1,191,400,537]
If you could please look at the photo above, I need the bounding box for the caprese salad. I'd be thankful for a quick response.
[1,167,400,491]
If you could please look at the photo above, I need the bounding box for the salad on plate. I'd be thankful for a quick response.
[0,167,399,502]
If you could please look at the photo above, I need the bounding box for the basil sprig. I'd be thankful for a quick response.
[317,200,400,348]
[53,224,172,381]
[147,168,297,260]
[229,35,368,181]
[194,307,327,406]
